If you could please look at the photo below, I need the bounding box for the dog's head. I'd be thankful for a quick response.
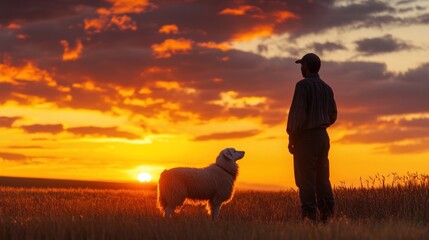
[216,148,245,167]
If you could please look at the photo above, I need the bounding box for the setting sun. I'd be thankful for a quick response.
[137,172,152,183]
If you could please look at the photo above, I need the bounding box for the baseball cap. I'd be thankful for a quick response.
[295,53,321,64]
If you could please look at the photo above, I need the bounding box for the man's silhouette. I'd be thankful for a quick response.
[287,53,337,223]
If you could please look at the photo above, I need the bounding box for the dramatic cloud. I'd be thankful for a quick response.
[83,0,153,34]
[197,42,230,51]
[84,14,138,34]
[21,124,64,134]
[339,129,429,144]
[399,118,429,128]
[159,24,179,34]
[151,38,193,58]
[397,0,417,5]
[61,39,84,61]
[415,13,429,23]
[311,41,347,55]
[1,0,428,149]
[194,129,261,141]
[355,34,415,55]
[219,5,264,17]
[275,0,397,37]
[7,145,45,149]
[0,60,56,87]
[0,151,58,163]
[0,0,105,25]
[67,126,140,139]
[0,152,28,162]
[388,139,429,154]
[0,116,21,128]
[101,0,153,15]
[210,91,267,109]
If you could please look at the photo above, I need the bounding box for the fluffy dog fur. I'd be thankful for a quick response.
[157,148,245,221]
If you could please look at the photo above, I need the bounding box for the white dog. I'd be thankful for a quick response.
[157,148,245,221]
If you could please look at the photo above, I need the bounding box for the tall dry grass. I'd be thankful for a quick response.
[1,173,428,240]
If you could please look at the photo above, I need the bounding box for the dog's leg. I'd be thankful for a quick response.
[209,200,222,221]
[164,206,174,219]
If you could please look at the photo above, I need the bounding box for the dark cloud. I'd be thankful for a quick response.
[21,124,64,134]
[0,0,106,25]
[276,0,397,37]
[396,0,417,5]
[415,5,427,11]
[338,129,429,144]
[54,47,154,87]
[388,139,429,154]
[308,60,429,133]
[31,138,56,141]
[1,0,428,146]
[67,126,140,139]
[0,83,17,103]
[2,0,409,67]
[415,13,429,24]
[398,7,414,13]
[0,152,28,162]
[355,34,416,55]
[6,145,46,149]
[337,79,429,151]
[398,118,429,128]
[0,0,421,83]
[0,116,21,128]
[3,39,428,132]
[58,86,118,111]
[400,62,429,83]
[311,41,347,55]
[194,129,261,141]
[333,111,377,128]
[93,49,296,124]
[13,82,66,105]
[0,151,58,163]
[257,44,268,54]
[353,15,403,29]
[376,63,429,113]
[8,45,428,131]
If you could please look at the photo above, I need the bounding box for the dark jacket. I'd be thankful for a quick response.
[287,73,337,143]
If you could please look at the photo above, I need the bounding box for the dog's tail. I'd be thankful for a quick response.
[157,170,169,211]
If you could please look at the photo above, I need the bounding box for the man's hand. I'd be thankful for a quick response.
[288,142,295,155]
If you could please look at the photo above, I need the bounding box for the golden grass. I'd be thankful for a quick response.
[1,173,429,240]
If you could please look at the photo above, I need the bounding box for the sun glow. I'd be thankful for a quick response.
[137,172,152,183]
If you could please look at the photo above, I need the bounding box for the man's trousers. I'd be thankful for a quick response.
[293,128,334,222]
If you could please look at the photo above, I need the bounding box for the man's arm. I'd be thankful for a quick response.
[329,90,337,126]
[287,82,307,146]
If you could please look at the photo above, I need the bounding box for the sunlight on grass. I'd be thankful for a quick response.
[0,173,428,239]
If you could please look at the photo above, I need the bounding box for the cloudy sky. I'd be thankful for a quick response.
[0,0,428,189]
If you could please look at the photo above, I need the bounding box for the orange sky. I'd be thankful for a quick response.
[0,0,429,190]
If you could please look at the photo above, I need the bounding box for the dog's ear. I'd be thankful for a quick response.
[223,151,233,160]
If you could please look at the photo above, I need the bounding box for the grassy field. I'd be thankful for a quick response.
[1,173,429,240]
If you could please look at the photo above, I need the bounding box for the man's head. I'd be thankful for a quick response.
[295,53,321,77]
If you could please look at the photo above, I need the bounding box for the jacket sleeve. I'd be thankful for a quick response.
[329,89,337,126]
[286,82,307,143]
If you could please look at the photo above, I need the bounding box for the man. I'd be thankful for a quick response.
[287,53,337,223]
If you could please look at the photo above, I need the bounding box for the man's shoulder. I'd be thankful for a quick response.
[296,78,315,90]
[296,79,308,87]
[298,77,334,93]
[319,78,334,91]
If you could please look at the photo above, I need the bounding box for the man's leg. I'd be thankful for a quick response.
[294,136,318,222]
[316,132,335,223]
